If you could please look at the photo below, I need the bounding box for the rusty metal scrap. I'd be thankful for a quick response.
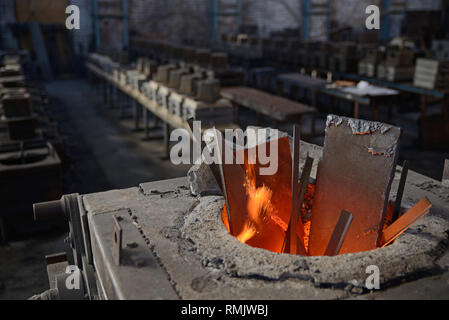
[309,115,402,255]
[283,125,307,255]
[381,198,432,247]
[324,210,354,256]
[233,137,293,253]
[393,160,409,222]
[443,159,449,187]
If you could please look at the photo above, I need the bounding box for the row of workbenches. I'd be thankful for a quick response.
[86,51,322,158]
[91,38,449,150]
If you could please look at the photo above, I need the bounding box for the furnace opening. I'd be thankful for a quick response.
[221,180,403,256]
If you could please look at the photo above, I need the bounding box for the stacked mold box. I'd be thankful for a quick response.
[0,52,63,242]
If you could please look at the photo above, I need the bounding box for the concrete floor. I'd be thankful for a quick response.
[0,77,447,299]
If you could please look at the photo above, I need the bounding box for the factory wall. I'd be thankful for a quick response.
[70,0,94,56]
[128,0,211,46]
[1,0,445,53]
[242,0,302,37]
[80,0,443,52]
[0,0,18,50]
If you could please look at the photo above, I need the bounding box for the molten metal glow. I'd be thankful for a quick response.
[236,221,257,243]
[235,164,275,244]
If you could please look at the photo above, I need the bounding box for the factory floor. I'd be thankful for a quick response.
[0,78,448,299]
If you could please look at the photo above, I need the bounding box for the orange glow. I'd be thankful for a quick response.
[303,221,311,253]
[237,221,257,243]
[238,163,275,244]
[220,149,422,256]
[222,178,316,252]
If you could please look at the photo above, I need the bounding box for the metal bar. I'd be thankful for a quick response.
[0,216,6,244]
[381,198,432,247]
[284,125,301,253]
[324,210,354,256]
[284,153,313,255]
[443,159,449,187]
[309,116,401,255]
[286,125,306,255]
[163,122,170,159]
[187,119,223,191]
[393,160,409,222]
[144,108,150,138]
[213,128,233,235]
[133,100,140,131]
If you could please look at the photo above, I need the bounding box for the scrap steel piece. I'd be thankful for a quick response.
[213,128,247,235]
[393,160,409,222]
[443,159,449,187]
[324,210,354,256]
[309,115,402,255]
[283,127,311,255]
[188,119,223,192]
[235,136,293,253]
[290,155,313,255]
[381,198,432,247]
[285,125,305,255]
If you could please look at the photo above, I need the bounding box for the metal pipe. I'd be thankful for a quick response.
[33,199,65,221]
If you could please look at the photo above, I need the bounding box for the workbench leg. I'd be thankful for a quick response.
[311,114,316,137]
[154,114,160,128]
[290,85,299,101]
[297,115,303,136]
[329,96,335,114]
[256,112,262,126]
[353,102,360,119]
[0,216,6,244]
[233,103,240,126]
[276,80,283,96]
[442,95,449,116]
[372,101,379,121]
[120,92,126,118]
[103,80,107,103]
[106,83,111,106]
[163,122,171,160]
[133,100,141,131]
[421,95,428,118]
[109,85,114,109]
[311,90,318,111]
[388,98,393,122]
[144,108,150,139]
[113,85,120,107]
